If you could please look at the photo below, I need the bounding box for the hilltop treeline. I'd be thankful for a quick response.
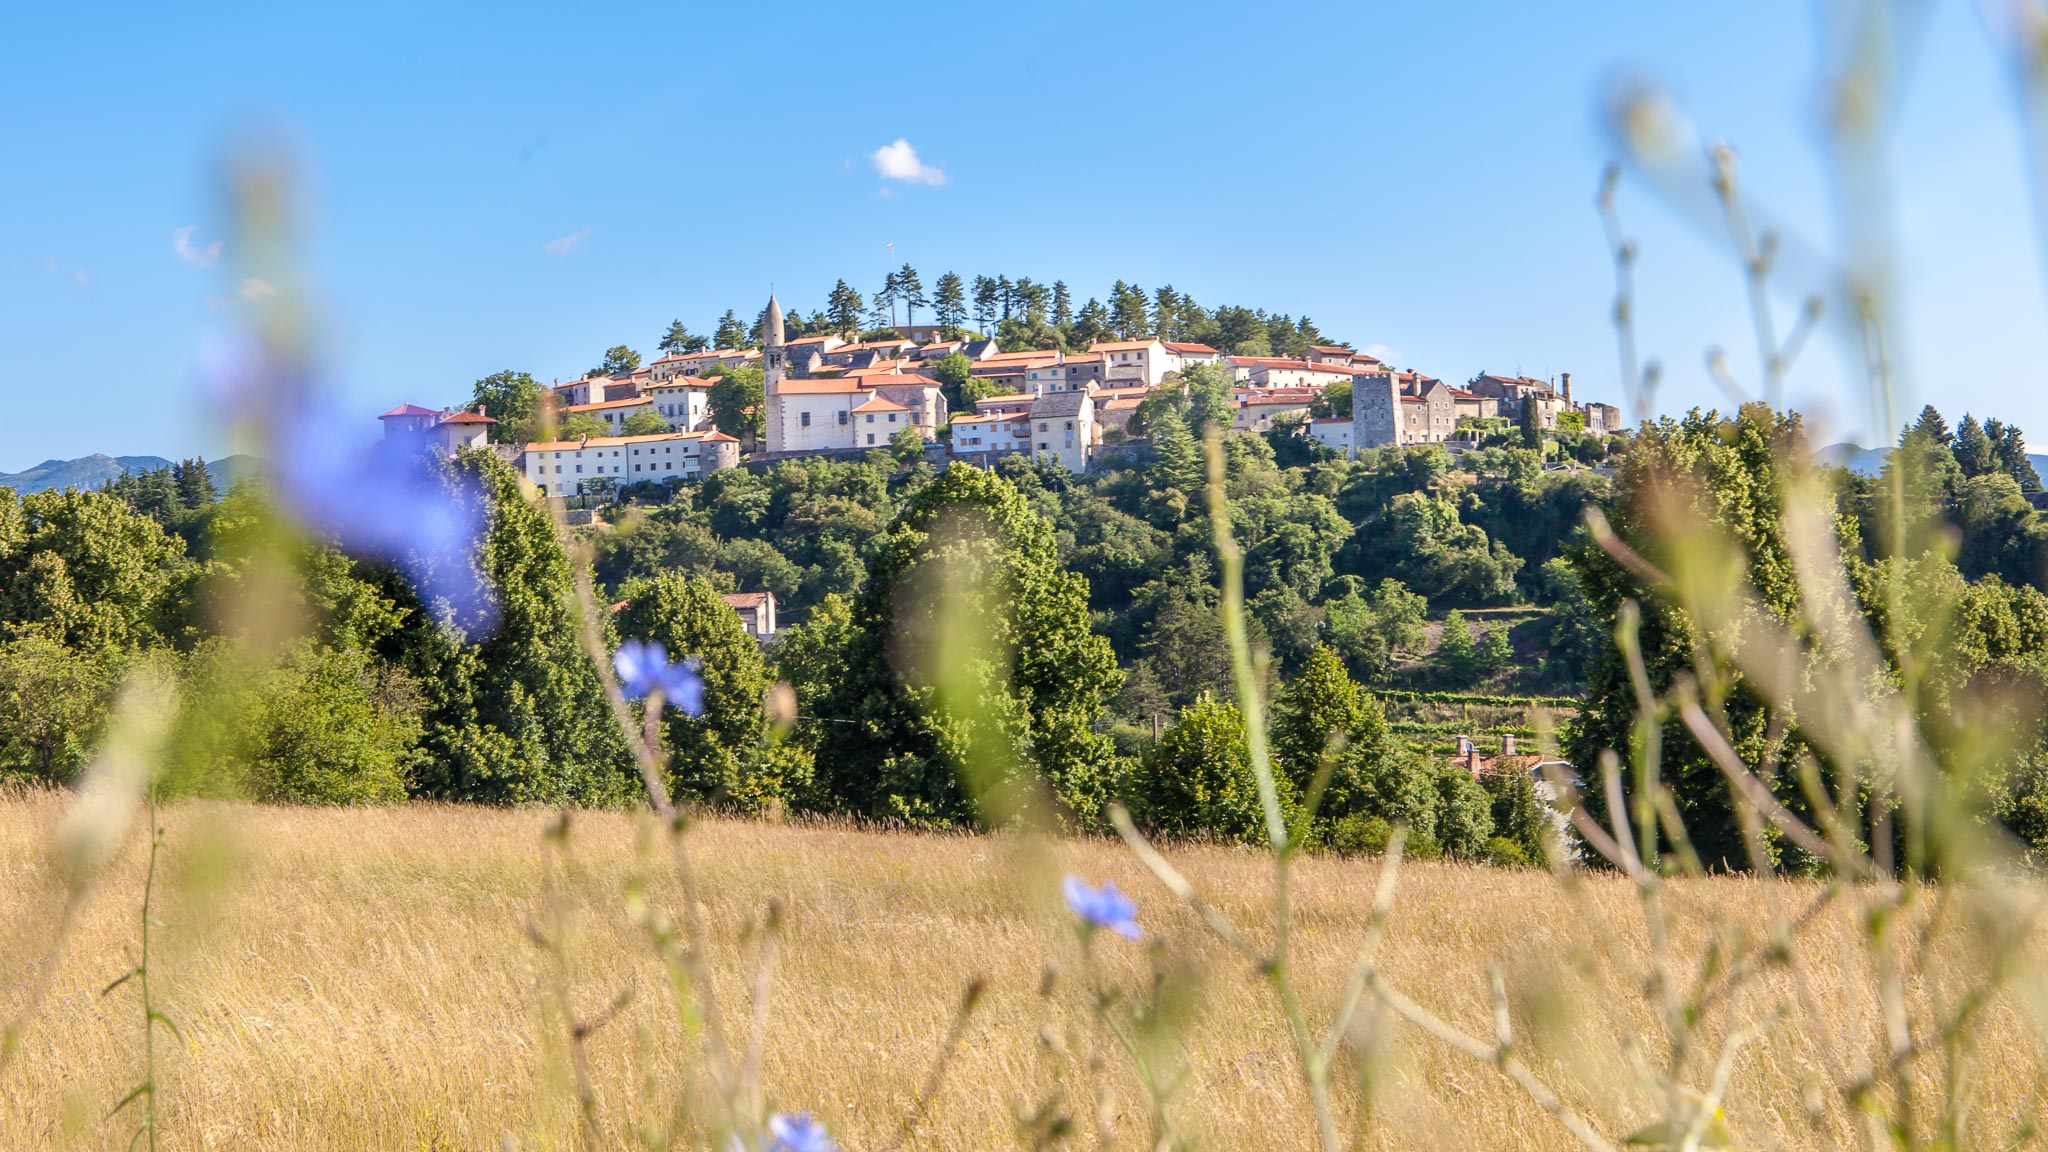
[631,265,1349,370]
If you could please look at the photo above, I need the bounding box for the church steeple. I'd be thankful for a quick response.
[763,293,786,395]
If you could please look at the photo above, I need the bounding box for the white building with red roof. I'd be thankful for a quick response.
[521,429,738,496]
[1089,339,1171,386]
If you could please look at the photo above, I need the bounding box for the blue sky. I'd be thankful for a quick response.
[5,1,2043,469]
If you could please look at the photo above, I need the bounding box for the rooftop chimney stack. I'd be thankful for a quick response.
[1561,372,1572,404]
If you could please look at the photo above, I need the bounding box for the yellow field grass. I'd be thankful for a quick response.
[2,791,2041,1151]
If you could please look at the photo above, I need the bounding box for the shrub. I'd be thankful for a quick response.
[1328,814,1392,857]
[1483,836,1533,867]
[1129,693,1299,845]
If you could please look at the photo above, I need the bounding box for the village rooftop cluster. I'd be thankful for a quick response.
[380,293,1624,499]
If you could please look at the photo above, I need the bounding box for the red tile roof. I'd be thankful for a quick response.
[379,403,440,418]
[439,411,496,425]
[1163,342,1219,354]
[524,431,706,451]
[855,374,941,390]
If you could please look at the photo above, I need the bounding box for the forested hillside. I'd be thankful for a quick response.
[5,396,2048,866]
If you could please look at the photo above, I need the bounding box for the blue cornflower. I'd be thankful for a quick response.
[205,333,498,634]
[1063,875,1142,940]
[614,639,705,716]
[766,1112,839,1152]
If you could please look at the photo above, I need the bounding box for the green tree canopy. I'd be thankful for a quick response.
[706,364,767,443]
[592,345,642,377]
[470,370,543,443]
[613,573,811,812]
[817,465,1122,826]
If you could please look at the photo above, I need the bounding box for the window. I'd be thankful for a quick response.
[1038,442,1048,451]
[575,465,584,473]
[801,411,811,427]
[1065,421,1073,430]
[866,433,875,445]
[838,410,848,425]
[1039,423,1048,432]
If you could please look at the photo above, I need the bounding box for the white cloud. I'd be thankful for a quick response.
[172,225,221,268]
[237,277,277,300]
[871,139,945,186]
[542,227,591,256]
[71,269,90,286]
[1364,343,1401,364]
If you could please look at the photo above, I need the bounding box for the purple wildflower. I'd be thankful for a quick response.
[614,639,705,716]
[1063,875,1141,940]
[206,332,498,633]
[766,1113,839,1152]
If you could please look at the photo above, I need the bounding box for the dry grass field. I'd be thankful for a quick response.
[2,791,2042,1151]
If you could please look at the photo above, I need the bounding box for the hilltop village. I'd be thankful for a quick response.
[380,291,1622,497]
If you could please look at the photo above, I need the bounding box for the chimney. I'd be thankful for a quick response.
[1561,372,1572,404]
[1503,733,1516,757]
[478,403,487,419]
[1455,734,1472,757]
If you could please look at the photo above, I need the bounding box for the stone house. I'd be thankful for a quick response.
[1089,339,1172,385]
[1027,389,1097,472]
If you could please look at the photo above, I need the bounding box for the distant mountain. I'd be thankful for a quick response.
[1817,443,1890,476]
[0,454,261,495]
[1816,443,2048,483]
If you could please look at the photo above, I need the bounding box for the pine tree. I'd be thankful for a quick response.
[172,458,217,509]
[1176,293,1211,343]
[875,270,901,329]
[658,319,705,355]
[1213,306,1270,355]
[1953,414,1996,477]
[1986,419,2043,490]
[1015,278,1048,323]
[1109,281,1150,340]
[827,280,864,338]
[894,263,926,326]
[972,275,1000,331]
[1072,298,1112,347]
[1051,281,1073,327]
[1907,404,1953,447]
[1152,285,1180,340]
[713,311,747,350]
[996,275,1015,320]
[932,271,968,335]
[1267,313,1305,357]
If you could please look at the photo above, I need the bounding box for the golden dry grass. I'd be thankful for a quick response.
[2,791,2042,1151]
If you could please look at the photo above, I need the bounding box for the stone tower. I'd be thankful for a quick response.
[763,294,786,393]
[762,293,785,455]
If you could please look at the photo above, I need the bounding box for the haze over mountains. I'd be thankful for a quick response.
[0,454,259,495]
